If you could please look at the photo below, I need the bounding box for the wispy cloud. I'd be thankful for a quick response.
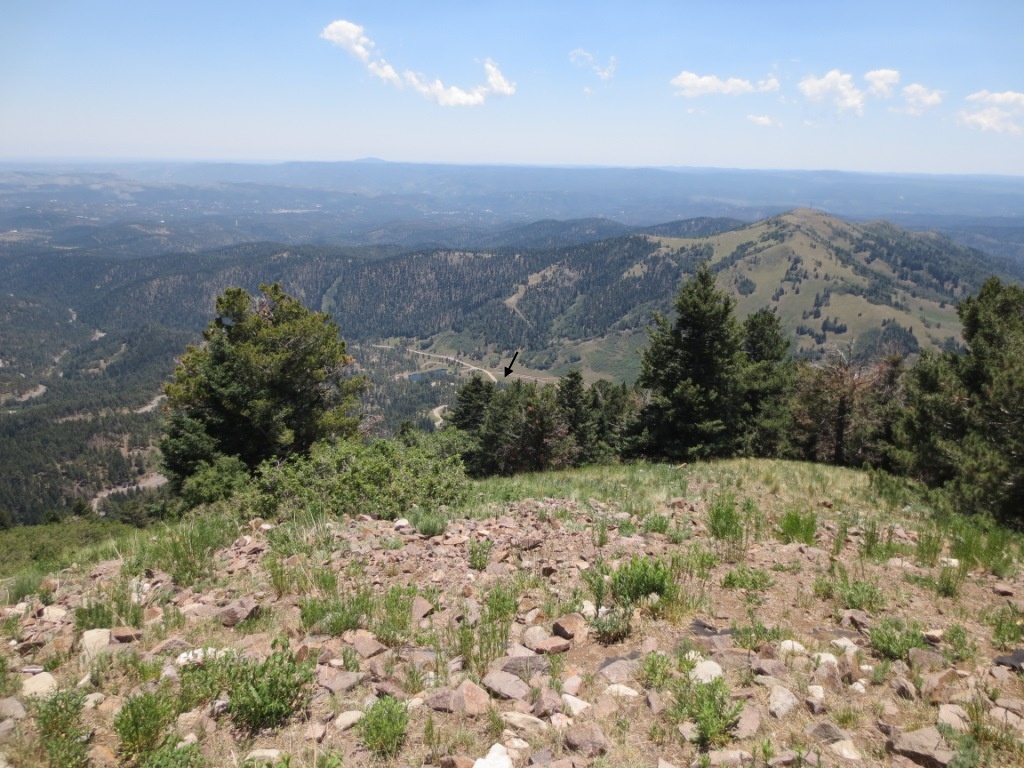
[967,89,1024,109]
[321,20,515,106]
[798,70,864,115]
[670,71,779,97]
[570,48,617,82]
[959,89,1024,133]
[865,69,900,98]
[747,114,781,127]
[901,83,943,115]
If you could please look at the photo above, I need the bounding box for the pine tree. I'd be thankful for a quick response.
[739,308,795,457]
[160,283,363,491]
[633,263,745,460]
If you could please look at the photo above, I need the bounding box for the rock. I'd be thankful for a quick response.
[111,626,142,643]
[830,740,862,760]
[151,636,192,656]
[244,749,283,764]
[604,683,639,697]
[304,721,327,742]
[455,679,491,717]
[805,721,850,743]
[426,687,455,712]
[523,626,550,651]
[317,667,363,694]
[218,597,258,627]
[20,671,57,698]
[678,721,698,742]
[735,703,761,739]
[891,676,918,700]
[40,605,67,622]
[563,723,607,757]
[0,698,26,720]
[534,636,571,655]
[533,687,562,718]
[80,628,111,661]
[989,706,1024,732]
[553,613,587,640]
[840,609,872,631]
[995,697,1024,716]
[690,659,724,683]
[597,657,637,684]
[920,668,958,704]
[752,658,787,677]
[348,629,387,658]
[908,647,945,671]
[768,685,799,719]
[838,649,861,683]
[693,749,754,767]
[473,743,513,768]
[411,596,434,621]
[811,660,844,692]
[498,655,551,680]
[937,704,970,733]
[483,670,531,701]
[888,726,956,767]
[561,693,590,716]
[779,640,807,656]
[334,710,364,731]
[993,582,1015,596]
[501,711,549,735]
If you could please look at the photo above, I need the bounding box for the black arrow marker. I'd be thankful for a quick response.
[503,350,519,378]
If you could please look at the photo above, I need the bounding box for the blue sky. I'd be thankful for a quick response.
[3,1,1023,174]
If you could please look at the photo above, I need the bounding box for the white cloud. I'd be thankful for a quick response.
[901,83,943,115]
[570,48,617,82]
[865,69,900,98]
[798,70,864,115]
[747,114,780,127]
[959,89,1024,134]
[957,107,1022,134]
[967,89,1024,109]
[321,19,515,106]
[670,70,778,97]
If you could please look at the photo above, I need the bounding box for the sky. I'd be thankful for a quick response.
[2,1,1024,175]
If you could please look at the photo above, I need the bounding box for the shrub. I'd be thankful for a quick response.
[667,676,742,749]
[410,508,447,538]
[467,539,493,570]
[721,565,774,591]
[778,508,817,545]
[359,695,409,758]
[707,493,741,542]
[254,438,467,521]
[126,511,236,587]
[29,688,90,768]
[115,689,177,762]
[140,742,206,768]
[226,636,314,733]
[870,617,927,661]
[611,555,675,605]
[300,588,373,635]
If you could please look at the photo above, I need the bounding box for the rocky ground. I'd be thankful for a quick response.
[2,468,1024,768]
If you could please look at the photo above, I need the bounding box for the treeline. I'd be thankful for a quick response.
[442,266,1024,525]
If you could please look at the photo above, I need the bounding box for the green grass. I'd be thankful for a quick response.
[777,508,817,545]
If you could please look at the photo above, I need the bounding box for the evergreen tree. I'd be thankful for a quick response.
[476,381,576,475]
[556,369,598,462]
[160,284,363,491]
[898,277,1024,520]
[447,375,496,433]
[633,263,745,460]
[739,308,795,457]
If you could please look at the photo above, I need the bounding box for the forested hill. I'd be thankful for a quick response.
[1,209,1021,523]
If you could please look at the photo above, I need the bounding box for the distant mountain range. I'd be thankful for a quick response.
[2,160,1024,523]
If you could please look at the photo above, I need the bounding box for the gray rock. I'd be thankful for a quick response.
[334,710,364,731]
[937,704,970,733]
[735,703,761,739]
[20,671,57,698]
[218,597,258,627]
[523,625,551,651]
[553,613,587,640]
[500,711,548,735]
[244,749,283,764]
[768,685,799,719]
[425,687,455,712]
[498,654,551,680]
[597,657,638,684]
[317,667,363,694]
[563,723,608,757]
[908,647,945,671]
[454,679,490,717]
[690,659,724,683]
[891,675,918,700]
[533,687,562,718]
[482,670,530,700]
[0,698,26,720]
[888,726,956,767]
[805,720,850,743]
